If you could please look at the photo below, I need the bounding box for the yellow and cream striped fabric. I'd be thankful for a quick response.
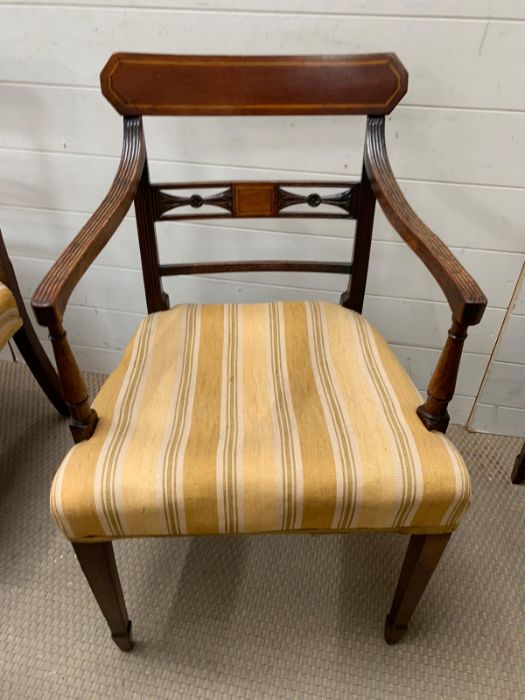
[0,282,22,350]
[51,301,470,542]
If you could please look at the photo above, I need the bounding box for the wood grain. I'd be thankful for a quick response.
[233,183,276,216]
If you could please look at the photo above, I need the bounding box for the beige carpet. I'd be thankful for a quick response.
[0,358,524,699]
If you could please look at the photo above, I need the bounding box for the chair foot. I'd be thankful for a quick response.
[385,533,451,645]
[384,614,407,645]
[112,620,133,651]
[416,402,450,433]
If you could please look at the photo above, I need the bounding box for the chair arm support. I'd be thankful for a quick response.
[31,116,145,327]
[364,116,487,432]
[364,116,487,327]
[48,319,98,442]
[415,317,468,433]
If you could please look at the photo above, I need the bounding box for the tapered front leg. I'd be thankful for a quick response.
[73,542,133,651]
[385,533,451,644]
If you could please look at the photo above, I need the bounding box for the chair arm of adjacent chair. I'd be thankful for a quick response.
[32,116,145,327]
[30,116,145,442]
[364,116,487,432]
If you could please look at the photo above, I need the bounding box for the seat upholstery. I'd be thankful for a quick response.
[0,281,23,350]
[51,301,470,541]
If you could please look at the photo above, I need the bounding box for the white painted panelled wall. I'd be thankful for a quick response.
[0,1,523,432]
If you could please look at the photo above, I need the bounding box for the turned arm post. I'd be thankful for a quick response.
[48,320,98,442]
[416,318,468,433]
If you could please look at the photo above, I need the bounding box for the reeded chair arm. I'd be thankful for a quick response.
[32,116,145,327]
[30,116,145,442]
[365,116,486,327]
[364,116,487,432]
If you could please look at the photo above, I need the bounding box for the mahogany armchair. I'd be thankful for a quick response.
[32,53,487,650]
[0,228,67,414]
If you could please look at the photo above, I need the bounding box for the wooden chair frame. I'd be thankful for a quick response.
[0,229,67,414]
[31,53,486,649]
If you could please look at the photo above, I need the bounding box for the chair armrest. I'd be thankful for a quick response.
[364,116,487,432]
[32,115,145,327]
[364,116,487,327]
[30,116,145,443]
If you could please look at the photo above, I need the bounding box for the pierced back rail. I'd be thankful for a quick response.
[154,181,358,221]
[153,179,357,281]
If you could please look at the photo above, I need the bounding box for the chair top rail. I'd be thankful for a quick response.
[100,52,408,116]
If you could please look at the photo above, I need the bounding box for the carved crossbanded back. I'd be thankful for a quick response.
[100,53,408,313]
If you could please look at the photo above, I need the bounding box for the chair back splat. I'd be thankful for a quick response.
[100,52,409,314]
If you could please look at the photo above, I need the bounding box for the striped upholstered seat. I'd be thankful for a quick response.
[0,281,23,350]
[51,301,470,542]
